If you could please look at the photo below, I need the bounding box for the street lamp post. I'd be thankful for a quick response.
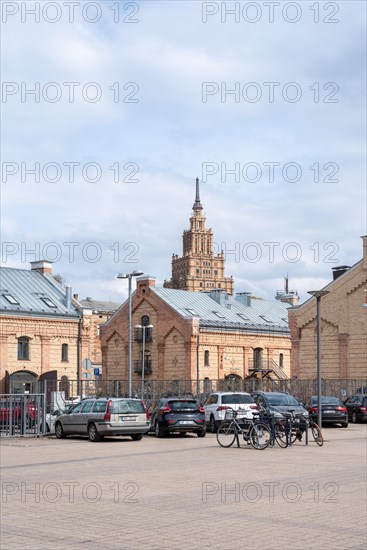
[307,290,330,428]
[135,324,153,399]
[117,270,144,397]
[196,333,200,400]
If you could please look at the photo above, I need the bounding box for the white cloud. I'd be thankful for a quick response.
[1,1,366,305]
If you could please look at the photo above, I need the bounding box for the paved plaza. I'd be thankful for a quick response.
[1,424,366,550]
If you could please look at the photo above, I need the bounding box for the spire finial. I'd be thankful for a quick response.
[193,177,203,210]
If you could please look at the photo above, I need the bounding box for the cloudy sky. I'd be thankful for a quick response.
[2,0,366,304]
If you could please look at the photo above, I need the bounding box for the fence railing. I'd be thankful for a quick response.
[33,378,367,409]
[0,393,46,437]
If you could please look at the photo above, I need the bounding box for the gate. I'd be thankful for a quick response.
[0,393,46,437]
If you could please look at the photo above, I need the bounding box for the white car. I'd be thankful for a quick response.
[45,409,68,433]
[203,392,259,432]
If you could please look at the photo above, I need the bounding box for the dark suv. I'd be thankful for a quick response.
[251,391,309,420]
[344,394,367,423]
[149,397,206,437]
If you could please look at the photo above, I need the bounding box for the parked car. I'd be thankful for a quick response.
[149,397,206,437]
[44,409,67,433]
[203,392,258,432]
[251,391,309,420]
[306,396,348,427]
[54,397,150,442]
[0,397,38,428]
[344,394,367,423]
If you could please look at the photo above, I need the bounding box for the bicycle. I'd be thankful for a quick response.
[216,408,271,450]
[256,409,289,448]
[285,411,324,447]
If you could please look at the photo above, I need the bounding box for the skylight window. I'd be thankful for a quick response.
[237,313,250,321]
[260,315,273,323]
[2,294,19,305]
[185,308,198,316]
[213,311,226,319]
[41,297,57,308]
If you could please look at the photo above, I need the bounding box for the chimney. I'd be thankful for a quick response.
[136,276,156,296]
[235,292,252,307]
[65,286,72,309]
[30,260,53,275]
[332,266,351,281]
[208,289,228,307]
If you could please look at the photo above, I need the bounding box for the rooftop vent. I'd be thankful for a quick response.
[332,266,351,281]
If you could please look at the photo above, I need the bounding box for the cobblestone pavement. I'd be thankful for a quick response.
[1,424,366,550]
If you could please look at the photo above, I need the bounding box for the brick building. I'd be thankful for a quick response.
[78,298,121,372]
[164,178,234,293]
[101,277,292,384]
[288,236,367,379]
[0,261,93,394]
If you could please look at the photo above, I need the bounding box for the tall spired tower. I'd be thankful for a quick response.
[164,178,234,293]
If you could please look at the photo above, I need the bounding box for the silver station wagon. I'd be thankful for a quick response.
[54,397,150,442]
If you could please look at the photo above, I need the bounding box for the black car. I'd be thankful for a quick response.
[149,397,206,437]
[344,394,367,423]
[306,396,348,427]
[251,391,309,420]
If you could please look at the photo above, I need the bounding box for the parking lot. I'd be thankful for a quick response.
[1,424,366,550]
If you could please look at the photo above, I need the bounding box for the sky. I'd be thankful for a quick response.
[1,0,366,304]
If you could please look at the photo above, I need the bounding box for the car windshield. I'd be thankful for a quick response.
[266,394,300,406]
[112,400,144,414]
[222,394,253,404]
[168,400,199,410]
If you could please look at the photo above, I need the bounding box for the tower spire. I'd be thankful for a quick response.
[193,177,203,211]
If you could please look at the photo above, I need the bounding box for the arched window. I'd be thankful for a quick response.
[204,350,209,366]
[18,337,30,360]
[140,315,152,341]
[141,315,150,326]
[61,344,69,362]
[253,348,263,370]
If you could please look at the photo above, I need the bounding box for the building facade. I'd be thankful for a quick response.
[78,298,121,371]
[0,261,93,394]
[288,236,367,379]
[164,178,234,293]
[100,276,291,385]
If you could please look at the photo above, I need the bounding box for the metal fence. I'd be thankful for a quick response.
[35,378,367,408]
[0,393,46,437]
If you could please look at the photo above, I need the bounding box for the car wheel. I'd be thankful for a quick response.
[155,421,164,438]
[55,422,66,439]
[351,412,358,424]
[341,421,348,428]
[210,416,217,433]
[88,423,103,442]
[131,434,143,441]
[197,430,206,438]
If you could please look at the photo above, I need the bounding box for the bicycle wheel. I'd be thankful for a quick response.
[274,423,288,448]
[249,423,271,450]
[311,422,324,446]
[216,422,236,448]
